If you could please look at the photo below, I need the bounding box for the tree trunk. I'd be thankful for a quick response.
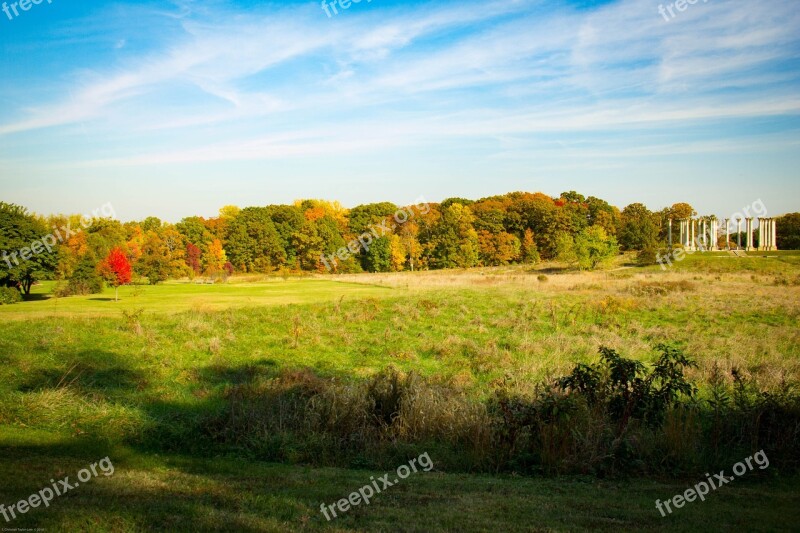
[115,285,119,302]
[22,277,32,295]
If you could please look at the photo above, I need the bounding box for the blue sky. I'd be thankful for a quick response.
[0,0,798,222]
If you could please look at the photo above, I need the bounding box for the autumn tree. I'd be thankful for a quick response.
[477,230,520,266]
[669,203,696,221]
[521,229,540,264]
[387,234,407,271]
[423,203,479,269]
[186,243,202,276]
[137,228,187,284]
[396,218,421,271]
[98,247,132,301]
[203,239,227,276]
[218,205,241,221]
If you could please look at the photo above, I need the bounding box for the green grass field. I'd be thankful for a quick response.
[1,255,799,531]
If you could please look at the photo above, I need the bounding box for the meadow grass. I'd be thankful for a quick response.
[1,255,799,530]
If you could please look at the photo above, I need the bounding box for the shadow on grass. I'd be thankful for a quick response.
[199,359,278,386]
[15,350,148,399]
[0,445,304,532]
[22,293,51,302]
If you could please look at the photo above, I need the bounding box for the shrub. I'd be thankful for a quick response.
[559,345,697,429]
[629,280,695,296]
[537,274,548,282]
[0,286,22,304]
[55,257,104,297]
[636,247,661,266]
[144,346,800,477]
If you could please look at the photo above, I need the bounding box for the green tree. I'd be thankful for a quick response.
[0,202,58,295]
[363,236,393,272]
[557,226,618,270]
[587,196,619,235]
[57,255,103,296]
[347,202,398,236]
[265,205,305,266]
[292,221,324,271]
[225,207,286,272]
[140,217,163,233]
[176,217,214,248]
[440,197,475,209]
[777,213,800,250]
[618,203,659,251]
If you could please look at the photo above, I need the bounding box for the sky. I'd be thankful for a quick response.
[0,0,798,222]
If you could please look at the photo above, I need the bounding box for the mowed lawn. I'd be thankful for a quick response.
[1,258,799,531]
[0,278,393,319]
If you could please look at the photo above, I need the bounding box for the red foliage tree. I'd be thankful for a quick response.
[185,243,202,275]
[99,247,132,301]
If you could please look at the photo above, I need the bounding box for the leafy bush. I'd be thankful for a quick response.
[0,286,22,304]
[558,345,696,429]
[140,346,800,477]
[636,247,660,266]
[537,274,548,282]
[55,257,104,297]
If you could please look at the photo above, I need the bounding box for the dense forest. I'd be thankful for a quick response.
[2,191,799,296]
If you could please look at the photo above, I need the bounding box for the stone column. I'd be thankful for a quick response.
[668,219,672,248]
[724,218,730,250]
[746,218,753,251]
[758,218,765,250]
[766,218,774,251]
[711,217,719,251]
[689,219,695,251]
[701,218,706,249]
[737,218,742,249]
[773,218,778,251]
[683,219,688,247]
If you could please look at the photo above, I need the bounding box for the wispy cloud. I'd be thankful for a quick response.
[0,0,798,218]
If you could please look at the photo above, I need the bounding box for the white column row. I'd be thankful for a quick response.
[678,217,721,251]
[757,218,779,251]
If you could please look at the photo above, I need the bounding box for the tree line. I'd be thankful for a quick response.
[1,193,799,296]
